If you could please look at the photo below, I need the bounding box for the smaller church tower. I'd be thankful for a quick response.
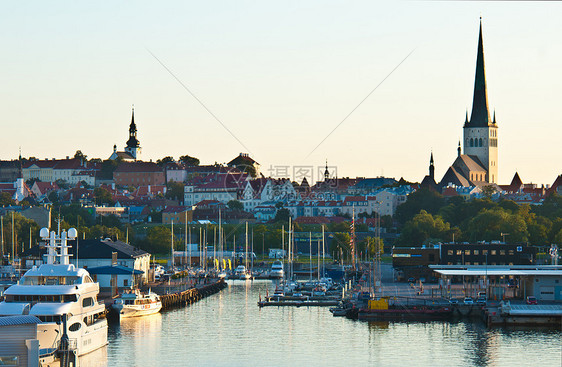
[429,152,435,180]
[124,107,141,160]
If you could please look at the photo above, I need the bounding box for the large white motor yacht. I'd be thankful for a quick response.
[0,227,108,358]
[112,290,162,318]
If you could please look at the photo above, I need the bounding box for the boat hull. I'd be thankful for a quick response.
[113,303,162,318]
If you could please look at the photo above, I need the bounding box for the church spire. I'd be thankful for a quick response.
[467,18,491,127]
[457,140,461,157]
[429,152,435,180]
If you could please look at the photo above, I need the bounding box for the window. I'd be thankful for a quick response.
[82,297,94,307]
[124,279,128,287]
[456,250,462,255]
[500,250,506,256]
[470,138,474,147]
[491,250,497,255]
[474,250,479,255]
[448,250,453,256]
[465,250,470,256]
[482,250,488,255]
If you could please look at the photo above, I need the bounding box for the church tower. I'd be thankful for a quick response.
[124,107,141,160]
[463,19,498,183]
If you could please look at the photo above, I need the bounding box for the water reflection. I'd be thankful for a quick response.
[102,280,561,367]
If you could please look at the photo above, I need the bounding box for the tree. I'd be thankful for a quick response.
[466,207,528,243]
[481,184,497,199]
[399,210,453,245]
[74,150,87,162]
[0,192,15,206]
[48,191,59,204]
[146,226,172,254]
[395,188,446,225]
[96,214,123,230]
[94,187,114,206]
[227,200,244,211]
[156,156,175,167]
[166,181,185,201]
[274,208,291,223]
[100,159,120,180]
[362,236,384,256]
[179,154,200,166]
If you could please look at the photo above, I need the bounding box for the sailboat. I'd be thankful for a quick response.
[240,222,251,280]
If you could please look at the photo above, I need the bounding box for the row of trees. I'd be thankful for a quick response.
[395,189,562,246]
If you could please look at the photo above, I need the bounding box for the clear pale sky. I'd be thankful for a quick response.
[1,1,560,185]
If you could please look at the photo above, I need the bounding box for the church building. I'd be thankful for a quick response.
[109,107,142,162]
[436,19,499,189]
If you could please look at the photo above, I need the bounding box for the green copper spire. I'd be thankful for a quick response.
[467,18,491,128]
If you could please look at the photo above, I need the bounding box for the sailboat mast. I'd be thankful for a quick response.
[218,209,222,269]
[309,232,312,282]
[1,216,4,257]
[245,222,248,269]
[322,224,325,279]
[171,220,174,269]
[281,225,285,283]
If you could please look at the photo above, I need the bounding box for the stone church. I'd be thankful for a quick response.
[422,19,499,190]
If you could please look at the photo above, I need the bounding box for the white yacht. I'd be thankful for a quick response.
[269,260,284,279]
[0,227,108,359]
[112,290,162,318]
[234,265,251,280]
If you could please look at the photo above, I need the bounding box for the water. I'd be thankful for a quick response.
[87,280,561,366]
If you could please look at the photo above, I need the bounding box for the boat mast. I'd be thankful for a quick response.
[171,219,174,269]
[322,224,325,279]
[287,217,293,279]
[1,215,3,258]
[281,225,285,284]
[245,221,248,270]
[218,209,222,270]
[309,232,312,282]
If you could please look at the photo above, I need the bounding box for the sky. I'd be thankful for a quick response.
[1,1,561,185]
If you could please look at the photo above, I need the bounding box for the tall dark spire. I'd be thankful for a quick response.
[126,106,140,148]
[466,18,491,128]
[429,152,435,180]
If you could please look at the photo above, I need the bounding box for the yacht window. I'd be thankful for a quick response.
[82,297,94,307]
[84,276,94,283]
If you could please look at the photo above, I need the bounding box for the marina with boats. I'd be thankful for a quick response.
[0,218,560,366]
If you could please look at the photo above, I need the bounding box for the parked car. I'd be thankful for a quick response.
[476,297,487,305]
[463,297,474,305]
[449,298,459,305]
[526,296,538,305]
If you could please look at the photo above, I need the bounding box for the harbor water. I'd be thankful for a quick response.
[85,280,560,367]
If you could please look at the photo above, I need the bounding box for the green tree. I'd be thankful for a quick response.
[96,214,123,230]
[156,156,175,167]
[0,192,15,206]
[274,208,291,223]
[481,184,497,199]
[362,236,384,256]
[100,159,120,180]
[74,150,87,162]
[94,187,114,206]
[179,154,200,166]
[166,181,185,201]
[399,210,453,245]
[395,188,446,225]
[227,200,244,211]
[146,226,172,254]
[466,207,528,243]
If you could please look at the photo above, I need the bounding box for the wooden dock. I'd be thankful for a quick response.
[160,280,228,310]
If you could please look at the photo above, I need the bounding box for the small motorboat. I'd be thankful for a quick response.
[112,289,162,318]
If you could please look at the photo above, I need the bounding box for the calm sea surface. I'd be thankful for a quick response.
[84,280,560,367]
